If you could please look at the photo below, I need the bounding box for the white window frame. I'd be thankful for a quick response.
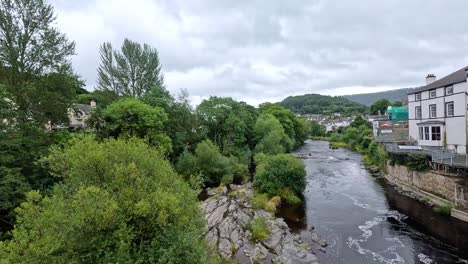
[418,127,424,140]
[429,90,437,98]
[429,104,437,118]
[446,102,454,117]
[424,126,430,140]
[431,126,441,141]
[415,93,421,101]
[415,106,421,119]
[445,86,453,95]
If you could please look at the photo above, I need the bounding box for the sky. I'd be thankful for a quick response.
[50,0,468,106]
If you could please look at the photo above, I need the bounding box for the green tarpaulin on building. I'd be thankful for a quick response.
[387,106,408,123]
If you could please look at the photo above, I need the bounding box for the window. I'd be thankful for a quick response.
[430,90,437,98]
[424,127,430,140]
[415,106,421,119]
[446,102,454,117]
[431,126,441,141]
[429,104,437,118]
[446,86,453,95]
[415,93,421,101]
[418,127,424,140]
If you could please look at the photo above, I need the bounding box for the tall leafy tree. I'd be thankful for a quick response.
[370,99,391,115]
[0,0,76,125]
[97,39,164,98]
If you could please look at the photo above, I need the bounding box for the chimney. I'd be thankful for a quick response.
[90,99,96,107]
[426,74,436,85]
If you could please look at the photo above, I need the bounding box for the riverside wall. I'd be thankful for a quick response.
[385,163,468,222]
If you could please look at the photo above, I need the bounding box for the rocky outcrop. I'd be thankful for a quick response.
[202,184,319,264]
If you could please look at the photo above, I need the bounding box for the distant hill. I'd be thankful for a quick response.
[343,87,418,106]
[280,94,368,115]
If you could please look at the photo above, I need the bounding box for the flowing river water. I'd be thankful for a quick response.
[278,140,468,264]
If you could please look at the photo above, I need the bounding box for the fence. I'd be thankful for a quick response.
[385,144,468,168]
[431,151,468,168]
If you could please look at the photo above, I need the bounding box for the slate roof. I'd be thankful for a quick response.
[76,104,92,113]
[408,66,468,94]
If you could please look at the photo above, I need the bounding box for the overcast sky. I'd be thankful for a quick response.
[50,0,468,106]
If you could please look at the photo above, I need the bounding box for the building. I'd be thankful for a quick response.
[408,66,468,154]
[68,100,96,130]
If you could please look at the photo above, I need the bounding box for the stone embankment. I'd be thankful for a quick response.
[202,183,322,264]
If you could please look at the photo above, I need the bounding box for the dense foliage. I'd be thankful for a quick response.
[95,98,172,154]
[370,99,391,115]
[0,137,208,263]
[280,93,368,116]
[254,154,306,203]
[176,139,247,187]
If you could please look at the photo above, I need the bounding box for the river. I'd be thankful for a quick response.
[278,140,468,264]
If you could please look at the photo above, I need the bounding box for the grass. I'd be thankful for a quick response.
[432,204,452,216]
[329,141,349,149]
[299,242,310,250]
[280,189,301,205]
[251,193,269,210]
[251,193,282,212]
[246,217,270,242]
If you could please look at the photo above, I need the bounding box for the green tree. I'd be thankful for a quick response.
[392,101,403,107]
[308,120,326,137]
[259,103,307,148]
[196,97,258,156]
[77,90,120,109]
[254,114,292,154]
[96,98,172,154]
[97,39,164,97]
[0,137,208,263]
[0,127,71,236]
[370,99,391,115]
[254,154,306,202]
[143,88,203,160]
[0,0,77,125]
[176,139,247,186]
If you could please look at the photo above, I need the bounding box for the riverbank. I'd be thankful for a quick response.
[202,183,325,264]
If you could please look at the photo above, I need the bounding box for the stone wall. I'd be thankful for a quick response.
[385,163,468,220]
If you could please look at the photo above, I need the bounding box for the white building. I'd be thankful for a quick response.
[408,66,468,154]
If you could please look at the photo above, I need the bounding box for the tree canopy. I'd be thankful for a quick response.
[0,137,208,263]
[97,39,164,98]
[370,99,391,115]
[280,94,368,116]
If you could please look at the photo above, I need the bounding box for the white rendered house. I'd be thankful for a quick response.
[408,66,468,154]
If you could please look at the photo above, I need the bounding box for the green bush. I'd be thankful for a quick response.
[246,217,270,241]
[388,152,429,171]
[176,139,247,186]
[433,204,452,216]
[329,141,349,149]
[254,154,306,200]
[0,137,208,263]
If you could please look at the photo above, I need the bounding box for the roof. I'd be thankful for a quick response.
[408,66,468,94]
[416,120,445,126]
[76,104,93,113]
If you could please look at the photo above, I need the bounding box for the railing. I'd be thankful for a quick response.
[375,133,409,143]
[385,143,468,168]
[431,151,468,168]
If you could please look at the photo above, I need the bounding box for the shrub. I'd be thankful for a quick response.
[254,154,306,200]
[0,137,208,263]
[329,141,348,149]
[251,193,269,210]
[246,217,270,241]
[176,140,247,186]
[433,204,452,216]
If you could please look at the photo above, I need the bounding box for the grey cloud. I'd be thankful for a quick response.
[51,0,468,105]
